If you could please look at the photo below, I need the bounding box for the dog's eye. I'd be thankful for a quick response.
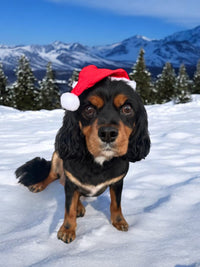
[120,104,134,116]
[83,106,96,119]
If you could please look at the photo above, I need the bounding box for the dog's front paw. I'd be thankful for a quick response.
[112,216,129,232]
[57,225,76,243]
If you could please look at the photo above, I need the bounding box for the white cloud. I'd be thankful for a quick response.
[50,0,200,27]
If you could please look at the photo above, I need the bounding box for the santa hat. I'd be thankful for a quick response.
[61,65,136,111]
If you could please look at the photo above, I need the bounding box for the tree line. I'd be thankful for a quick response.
[129,48,200,105]
[0,49,200,110]
[0,55,60,110]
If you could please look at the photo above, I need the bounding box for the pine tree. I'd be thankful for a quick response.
[148,84,159,105]
[192,60,200,94]
[129,48,152,104]
[38,62,60,110]
[155,62,176,104]
[174,64,191,104]
[4,85,16,107]
[0,63,8,106]
[13,55,38,110]
[68,69,80,89]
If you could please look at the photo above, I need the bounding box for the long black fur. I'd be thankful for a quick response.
[126,93,150,162]
[15,157,51,186]
[55,111,86,160]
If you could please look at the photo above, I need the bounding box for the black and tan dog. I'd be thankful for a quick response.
[16,76,150,243]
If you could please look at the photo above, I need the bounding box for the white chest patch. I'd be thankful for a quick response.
[94,156,107,165]
[65,170,124,197]
[94,150,116,165]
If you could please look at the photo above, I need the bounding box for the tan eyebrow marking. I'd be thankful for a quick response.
[88,95,104,109]
[113,94,128,108]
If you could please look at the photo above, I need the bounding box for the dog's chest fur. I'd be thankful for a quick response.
[65,170,125,196]
[64,157,129,196]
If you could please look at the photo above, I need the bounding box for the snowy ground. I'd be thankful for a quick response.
[0,96,200,267]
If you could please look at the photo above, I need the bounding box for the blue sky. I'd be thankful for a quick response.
[1,0,200,46]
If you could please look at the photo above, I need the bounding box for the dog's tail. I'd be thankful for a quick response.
[15,157,51,187]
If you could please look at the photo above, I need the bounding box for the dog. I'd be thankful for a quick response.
[16,70,150,244]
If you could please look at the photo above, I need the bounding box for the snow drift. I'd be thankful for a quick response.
[0,97,200,267]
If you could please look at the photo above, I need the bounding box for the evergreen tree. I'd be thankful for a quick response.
[155,62,176,104]
[13,55,38,110]
[0,63,8,106]
[192,60,200,94]
[148,84,159,105]
[38,62,60,110]
[174,64,191,104]
[68,68,80,89]
[129,48,152,104]
[5,86,17,107]
[0,65,16,108]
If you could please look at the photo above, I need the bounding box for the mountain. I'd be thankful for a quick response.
[0,25,200,82]
[0,42,123,72]
[95,26,200,67]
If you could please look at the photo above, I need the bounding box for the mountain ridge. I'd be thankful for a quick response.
[0,25,200,80]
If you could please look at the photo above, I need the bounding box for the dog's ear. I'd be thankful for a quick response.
[55,111,86,160]
[126,105,150,163]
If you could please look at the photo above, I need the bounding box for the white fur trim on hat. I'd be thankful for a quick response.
[60,92,80,111]
[110,77,136,90]
[72,81,78,88]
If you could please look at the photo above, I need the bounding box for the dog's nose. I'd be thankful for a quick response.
[98,126,118,143]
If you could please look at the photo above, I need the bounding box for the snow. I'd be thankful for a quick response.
[0,96,200,267]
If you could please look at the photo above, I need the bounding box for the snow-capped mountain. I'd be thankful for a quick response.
[0,42,122,72]
[0,25,200,75]
[95,26,200,67]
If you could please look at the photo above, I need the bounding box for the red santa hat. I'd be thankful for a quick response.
[61,65,136,111]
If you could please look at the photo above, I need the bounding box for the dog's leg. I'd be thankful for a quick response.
[29,151,63,193]
[28,171,58,193]
[57,180,79,243]
[76,196,85,217]
[109,180,129,231]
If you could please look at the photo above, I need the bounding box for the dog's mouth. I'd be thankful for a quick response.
[94,142,118,165]
[102,143,114,150]
[101,141,117,151]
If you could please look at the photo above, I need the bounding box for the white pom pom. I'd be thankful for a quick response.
[60,92,80,111]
